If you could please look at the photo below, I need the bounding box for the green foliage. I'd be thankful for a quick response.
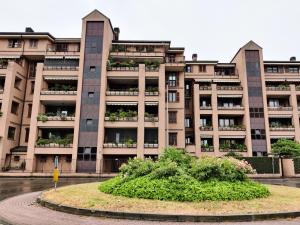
[189,156,255,182]
[272,139,300,157]
[99,176,269,202]
[99,148,269,202]
[37,114,48,122]
[294,158,300,174]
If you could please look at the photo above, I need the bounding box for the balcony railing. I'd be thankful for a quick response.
[200,106,212,110]
[217,86,243,91]
[268,106,292,111]
[0,64,8,69]
[47,44,80,52]
[296,86,300,91]
[199,86,212,90]
[266,86,290,91]
[144,116,159,122]
[200,126,213,131]
[41,90,77,95]
[219,144,247,152]
[144,143,159,148]
[43,66,79,71]
[103,143,137,148]
[107,66,139,71]
[165,56,185,63]
[201,146,214,152]
[37,114,75,122]
[219,126,246,131]
[36,138,73,148]
[104,116,138,122]
[218,106,244,110]
[269,125,294,131]
[106,90,139,96]
[145,91,159,96]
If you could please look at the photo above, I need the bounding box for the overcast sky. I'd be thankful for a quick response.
[1,0,300,62]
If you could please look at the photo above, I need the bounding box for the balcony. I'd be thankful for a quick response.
[201,137,214,152]
[268,106,292,111]
[43,58,79,71]
[218,97,243,111]
[37,104,76,123]
[0,59,8,69]
[214,66,238,78]
[104,128,137,148]
[110,44,164,57]
[47,43,80,53]
[219,138,247,152]
[219,116,245,131]
[200,126,213,131]
[144,103,159,123]
[269,118,294,131]
[200,96,211,110]
[106,78,138,96]
[41,82,77,96]
[165,55,185,71]
[35,129,74,148]
[105,110,138,122]
[144,128,158,148]
[145,78,159,96]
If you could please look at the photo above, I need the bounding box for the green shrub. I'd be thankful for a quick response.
[272,139,300,157]
[99,148,269,202]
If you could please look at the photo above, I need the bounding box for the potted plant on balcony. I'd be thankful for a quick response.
[36,138,50,147]
[37,114,48,123]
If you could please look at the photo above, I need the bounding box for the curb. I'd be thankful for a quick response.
[37,196,300,222]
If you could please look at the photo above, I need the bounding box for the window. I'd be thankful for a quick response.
[168,91,179,102]
[66,155,72,163]
[250,108,264,118]
[266,66,278,73]
[169,133,177,146]
[251,129,266,140]
[288,66,299,73]
[8,39,21,48]
[77,147,97,161]
[200,118,209,127]
[90,66,96,72]
[7,126,16,140]
[185,117,192,128]
[27,104,32,118]
[25,128,30,143]
[14,156,20,162]
[268,99,279,107]
[29,39,38,48]
[168,73,177,87]
[30,81,35,94]
[169,111,177,123]
[86,119,93,126]
[185,99,190,109]
[185,65,192,73]
[11,101,19,115]
[185,136,194,145]
[40,156,47,163]
[219,118,235,127]
[14,76,22,90]
[88,92,94,98]
[199,65,206,73]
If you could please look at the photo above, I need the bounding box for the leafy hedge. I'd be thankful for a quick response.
[99,148,270,201]
[242,157,280,174]
[294,158,300,174]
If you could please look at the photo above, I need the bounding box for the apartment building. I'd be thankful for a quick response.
[0,10,299,174]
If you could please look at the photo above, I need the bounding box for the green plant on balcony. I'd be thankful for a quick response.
[0,59,8,67]
[37,114,48,123]
[145,86,159,92]
[128,87,139,92]
[36,138,50,146]
[106,109,137,121]
[49,84,76,92]
[144,112,156,122]
[144,60,160,70]
[0,111,3,117]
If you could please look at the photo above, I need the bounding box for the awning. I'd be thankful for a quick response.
[265,78,300,82]
[195,79,212,82]
[268,114,292,118]
[219,135,245,139]
[0,55,20,59]
[218,94,243,98]
[45,56,64,59]
[65,56,80,59]
[213,79,240,83]
[44,76,78,81]
[145,102,158,106]
[106,102,138,106]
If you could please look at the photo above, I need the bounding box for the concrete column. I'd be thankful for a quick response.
[211,83,219,152]
[158,64,166,154]
[290,84,300,142]
[137,64,145,158]
[193,83,201,157]
[26,63,43,172]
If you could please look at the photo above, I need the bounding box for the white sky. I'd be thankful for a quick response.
[1,0,300,62]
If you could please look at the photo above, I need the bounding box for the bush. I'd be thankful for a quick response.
[99,148,270,202]
[189,156,255,182]
[272,139,300,157]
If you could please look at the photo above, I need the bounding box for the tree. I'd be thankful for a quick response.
[272,139,300,157]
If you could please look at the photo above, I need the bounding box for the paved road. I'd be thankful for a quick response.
[1,191,300,225]
[0,178,300,225]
